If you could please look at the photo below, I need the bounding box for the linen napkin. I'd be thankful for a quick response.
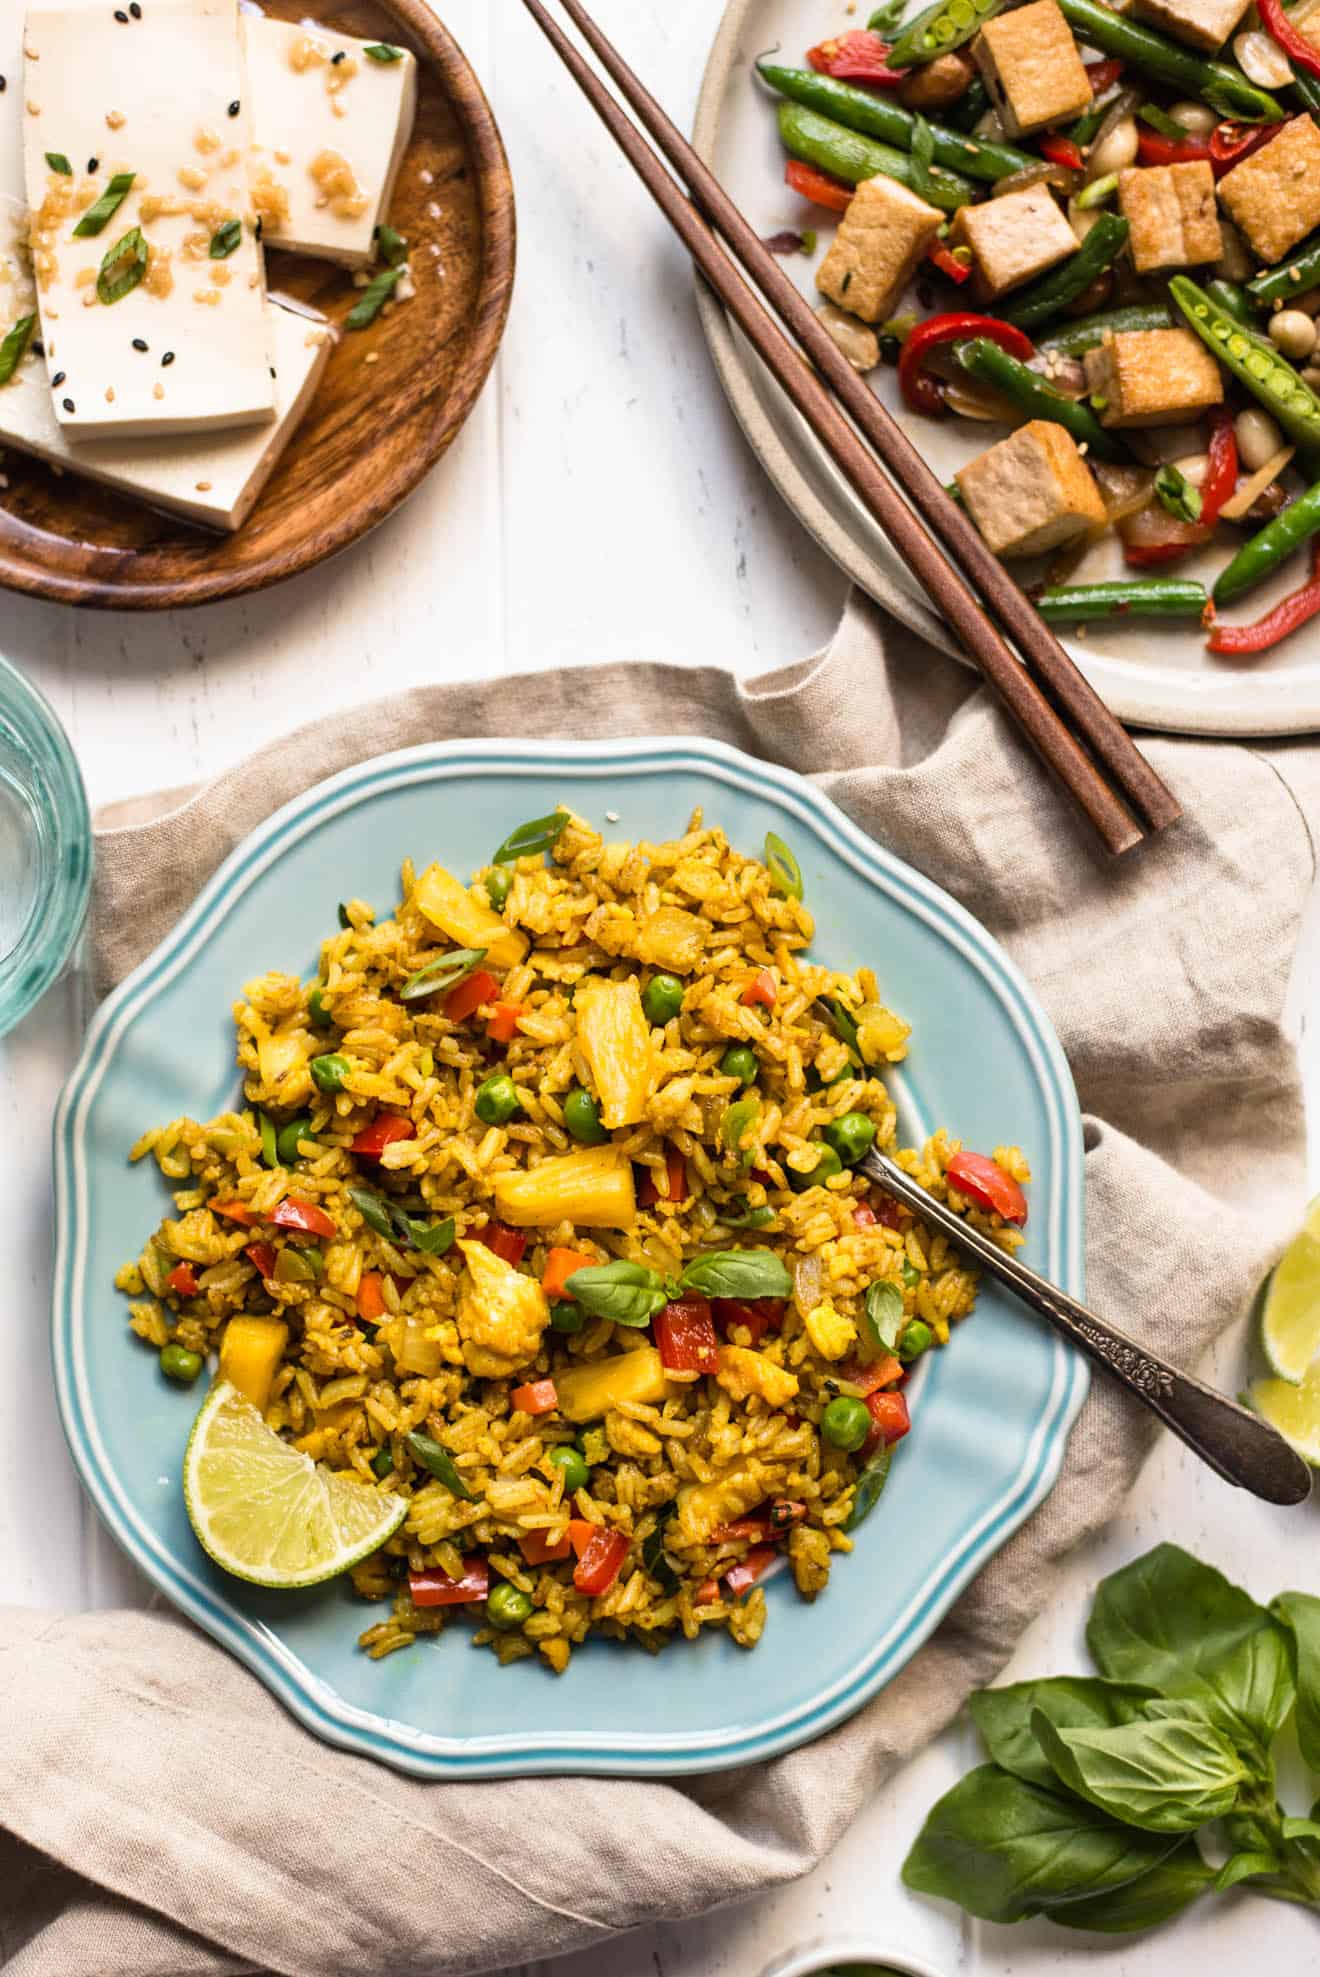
[4,592,1318,1977]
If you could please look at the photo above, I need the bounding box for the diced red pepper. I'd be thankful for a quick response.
[444,968,500,1023]
[710,1515,775,1544]
[841,1353,904,1396]
[519,1528,573,1565]
[165,1262,199,1298]
[870,1192,907,1230]
[486,1002,525,1044]
[542,1247,596,1300]
[572,1526,630,1597]
[1040,133,1084,171]
[1136,128,1210,169]
[1198,405,1238,531]
[926,239,972,285]
[898,313,1034,417]
[409,1558,490,1607]
[741,968,777,1009]
[695,1577,721,1605]
[245,1241,277,1280]
[862,1388,911,1457]
[511,1378,559,1416]
[654,1295,720,1375]
[1257,0,1320,81]
[784,157,854,212]
[211,1199,259,1227]
[350,1114,415,1158]
[852,1202,878,1229]
[749,1167,775,1187]
[724,1547,778,1600]
[1122,532,1210,568]
[479,1220,526,1266]
[945,1150,1029,1225]
[356,1270,387,1323]
[1208,538,1320,655]
[807,29,905,87]
[712,1297,785,1346]
[636,1166,661,1210]
[769,1497,808,1532]
[1084,57,1123,91]
[665,1143,688,1204]
[272,1194,337,1240]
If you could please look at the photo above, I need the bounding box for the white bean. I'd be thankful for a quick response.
[1172,452,1210,487]
[1235,406,1286,473]
[1269,309,1319,361]
[1234,28,1294,88]
[1168,99,1216,134]
[1087,114,1138,177]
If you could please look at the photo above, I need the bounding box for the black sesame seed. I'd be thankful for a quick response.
[228,99,239,116]
[254,216,262,240]
[269,366,275,377]
[114,8,128,20]
[131,337,147,351]
[331,48,345,62]
[130,3,141,15]
[51,370,65,386]
[32,340,43,356]
[62,397,74,411]
[87,157,98,173]
[0,76,7,93]
[161,350,175,366]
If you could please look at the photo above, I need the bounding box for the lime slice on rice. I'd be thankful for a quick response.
[183,1380,407,1587]
[1259,1195,1320,1383]
[1246,1359,1320,1468]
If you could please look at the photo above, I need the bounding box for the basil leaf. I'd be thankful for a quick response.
[1154,462,1202,524]
[680,1247,792,1302]
[642,1515,680,1593]
[1272,1591,1320,1770]
[717,1197,776,1230]
[764,831,803,902]
[346,263,404,329]
[0,313,35,387]
[564,1260,667,1327]
[843,1441,891,1530]
[209,216,242,259]
[365,41,403,60]
[399,946,486,1003]
[861,1279,905,1351]
[969,1677,1160,1791]
[1031,1709,1246,1834]
[1280,1815,1320,1843]
[1050,1839,1213,1932]
[1214,1849,1281,1894]
[347,1186,395,1238]
[375,223,407,267]
[45,151,72,175]
[492,809,569,865]
[901,1765,1181,1923]
[820,995,863,1066]
[97,225,148,305]
[405,1430,473,1500]
[389,1211,454,1256]
[73,171,135,237]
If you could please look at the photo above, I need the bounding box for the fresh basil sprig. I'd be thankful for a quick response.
[563,1261,669,1328]
[209,216,242,260]
[642,1515,680,1593]
[0,313,35,387]
[74,171,135,238]
[565,1246,792,1324]
[346,263,404,330]
[843,1440,892,1531]
[492,809,569,865]
[400,946,486,1002]
[680,1247,792,1302]
[862,1279,904,1351]
[97,225,147,305]
[405,1430,473,1499]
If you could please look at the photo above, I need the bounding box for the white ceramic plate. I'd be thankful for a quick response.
[694,0,1320,737]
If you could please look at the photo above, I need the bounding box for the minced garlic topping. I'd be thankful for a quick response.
[144,242,173,299]
[309,148,367,220]
[250,167,291,231]
[105,109,125,130]
[194,125,222,155]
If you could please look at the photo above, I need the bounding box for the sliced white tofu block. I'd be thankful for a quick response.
[242,16,417,270]
[22,0,274,440]
[0,200,330,528]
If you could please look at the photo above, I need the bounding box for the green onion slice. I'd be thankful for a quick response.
[820,995,863,1066]
[364,41,404,60]
[0,313,35,387]
[345,263,403,329]
[492,809,569,865]
[375,223,407,267]
[208,216,242,260]
[405,1431,474,1499]
[399,947,486,1003]
[764,831,804,901]
[45,151,72,175]
[73,172,135,237]
[97,225,148,305]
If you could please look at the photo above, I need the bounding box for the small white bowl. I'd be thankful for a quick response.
[761,1940,950,1977]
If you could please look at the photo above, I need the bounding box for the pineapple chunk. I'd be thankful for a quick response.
[456,1239,550,1377]
[636,906,705,973]
[412,862,528,972]
[218,1316,289,1413]
[574,977,656,1128]
[714,1345,800,1408]
[677,1463,764,1543]
[493,1145,636,1230]
[555,1345,678,1423]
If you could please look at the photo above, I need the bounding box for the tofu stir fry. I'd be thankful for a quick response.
[759,0,1320,654]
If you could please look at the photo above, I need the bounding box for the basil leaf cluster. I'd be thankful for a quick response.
[903,1545,1320,1931]
[565,1247,793,1325]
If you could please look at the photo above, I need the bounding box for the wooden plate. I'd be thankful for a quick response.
[0,0,515,609]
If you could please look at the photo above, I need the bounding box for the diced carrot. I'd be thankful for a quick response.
[444,968,500,1023]
[842,1354,903,1396]
[511,1378,559,1416]
[541,1247,597,1301]
[695,1577,721,1605]
[520,1529,573,1565]
[356,1271,386,1324]
[486,1002,525,1044]
[165,1262,199,1298]
[741,969,777,1009]
[568,1519,598,1557]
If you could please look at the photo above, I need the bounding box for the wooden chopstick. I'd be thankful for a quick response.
[520,0,1183,856]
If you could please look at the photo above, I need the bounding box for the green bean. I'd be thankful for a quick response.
[1214,476,1320,605]
[1204,278,1257,325]
[1067,84,1122,148]
[1292,62,1320,127]
[1170,276,1320,462]
[1039,302,1173,356]
[758,62,1036,181]
[888,0,1006,67]
[999,213,1130,331]
[956,339,1127,460]
[1035,579,1208,622]
[776,102,976,212]
[1056,0,1285,123]
[1249,235,1320,308]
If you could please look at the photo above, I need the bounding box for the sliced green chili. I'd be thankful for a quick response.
[208,216,242,259]
[764,831,804,901]
[45,151,72,175]
[364,41,403,60]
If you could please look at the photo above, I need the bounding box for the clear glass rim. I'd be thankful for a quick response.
[0,651,92,1034]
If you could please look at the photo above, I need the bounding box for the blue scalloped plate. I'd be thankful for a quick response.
[52,738,1087,1779]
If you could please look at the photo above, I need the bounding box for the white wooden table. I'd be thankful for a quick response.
[3,5,1317,1972]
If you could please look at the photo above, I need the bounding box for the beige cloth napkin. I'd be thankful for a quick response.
[4,593,1319,1977]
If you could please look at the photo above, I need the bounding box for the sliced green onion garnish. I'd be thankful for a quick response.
[0,313,35,387]
[399,947,487,1003]
[209,216,242,260]
[375,223,407,267]
[97,225,148,305]
[364,42,404,60]
[764,831,804,901]
[492,809,569,865]
[345,263,403,330]
[821,995,863,1066]
[73,171,135,237]
[45,152,72,175]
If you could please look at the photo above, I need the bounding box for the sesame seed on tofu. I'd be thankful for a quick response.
[1082,329,1223,427]
[972,0,1092,137]
[1218,117,1320,267]
[815,173,945,323]
[1118,160,1221,273]
[955,420,1107,560]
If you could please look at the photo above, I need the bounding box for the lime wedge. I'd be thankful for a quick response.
[1247,1359,1320,1468]
[1260,1196,1320,1383]
[183,1380,407,1587]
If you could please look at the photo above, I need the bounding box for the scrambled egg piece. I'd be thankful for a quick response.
[714,1345,799,1410]
[455,1239,549,1378]
[803,1301,856,1362]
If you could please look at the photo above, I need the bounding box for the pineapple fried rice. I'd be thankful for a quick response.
[118,807,1030,1674]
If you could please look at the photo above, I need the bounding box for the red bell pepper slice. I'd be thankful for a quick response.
[1040,133,1084,171]
[166,1261,199,1298]
[636,1165,661,1210]
[898,314,1034,417]
[520,1528,573,1565]
[852,1202,878,1229]
[654,1295,720,1375]
[245,1240,277,1280]
[211,1198,259,1226]
[926,239,972,285]
[784,158,854,212]
[945,1150,1028,1225]
[741,968,777,1009]
[1136,128,1210,169]
[724,1546,778,1599]
[1208,121,1274,173]
[1258,0,1320,80]
[862,1388,911,1457]
[1208,538,1320,654]
[444,968,500,1023]
[272,1194,337,1240]
[486,1002,525,1044]
[542,1247,596,1300]
[356,1270,386,1323]
[1083,57,1123,92]
[410,1559,490,1607]
[350,1114,414,1158]
[841,1353,904,1396]
[665,1144,688,1203]
[1198,406,1238,530]
[712,1297,785,1346]
[479,1220,526,1266]
[572,1525,630,1596]
[807,29,905,87]
[511,1378,559,1416]
[870,1192,908,1230]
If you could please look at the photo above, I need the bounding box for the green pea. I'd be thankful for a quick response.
[901,1260,921,1289]
[789,1142,843,1193]
[720,1044,758,1087]
[548,1444,590,1491]
[641,973,684,1026]
[821,1394,871,1452]
[486,1582,534,1631]
[475,1071,520,1127]
[549,1299,585,1334]
[310,1053,351,1093]
[371,1447,394,1479]
[276,1115,313,1164]
[899,1320,934,1363]
[563,1086,608,1145]
[160,1342,203,1384]
[308,986,333,1031]
[823,1112,876,1167]
[485,867,513,910]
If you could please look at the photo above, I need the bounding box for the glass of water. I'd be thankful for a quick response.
[0,654,91,1036]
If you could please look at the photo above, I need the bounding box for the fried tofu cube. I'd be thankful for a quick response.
[955,420,1107,559]
[1218,117,1320,266]
[1118,161,1221,272]
[972,0,1093,136]
[1130,0,1251,48]
[1083,329,1224,427]
[947,183,1078,300]
[815,173,944,322]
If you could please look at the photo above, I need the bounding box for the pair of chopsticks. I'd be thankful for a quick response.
[519,0,1183,858]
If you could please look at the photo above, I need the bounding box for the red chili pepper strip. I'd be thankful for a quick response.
[1084,57,1123,91]
[945,1150,1029,1225]
[245,1241,277,1280]
[511,1378,559,1416]
[479,1220,526,1266]
[444,968,500,1023]
[712,1297,785,1346]
[784,157,853,213]
[1123,537,1206,568]
[665,1144,688,1203]
[1208,122,1274,174]
[654,1296,720,1375]
[1136,129,1210,168]
[572,1526,630,1597]
[410,1558,490,1607]
[166,1262,199,1297]
[1208,539,1320,654]
[350,1114,414,1157]
[741,968,778,1009]
[724,1547,779,1600]
[1040,133,1084,171]
[271,1195,337,1240]
[807,29,905,87]
[1258,0,1320,81]
[926,240,972,285]
[898,314,1034,418]
[863,1389,911,1457]
[1198,407,1238,530]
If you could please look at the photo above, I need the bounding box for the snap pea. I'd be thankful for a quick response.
[887,0,1006,68]
[1249,235,1320,309]
[999,213,1130,330]
[1170,276,1320,462]
[1214,476,1320,605]
[1035,579,1208,622]
[956,339,1127,460]
[758,61,1035,182]
[1205,278,1256,326]
[1056,0,1285,123]
[776,102,977,213]
[1039,303,1173,356]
